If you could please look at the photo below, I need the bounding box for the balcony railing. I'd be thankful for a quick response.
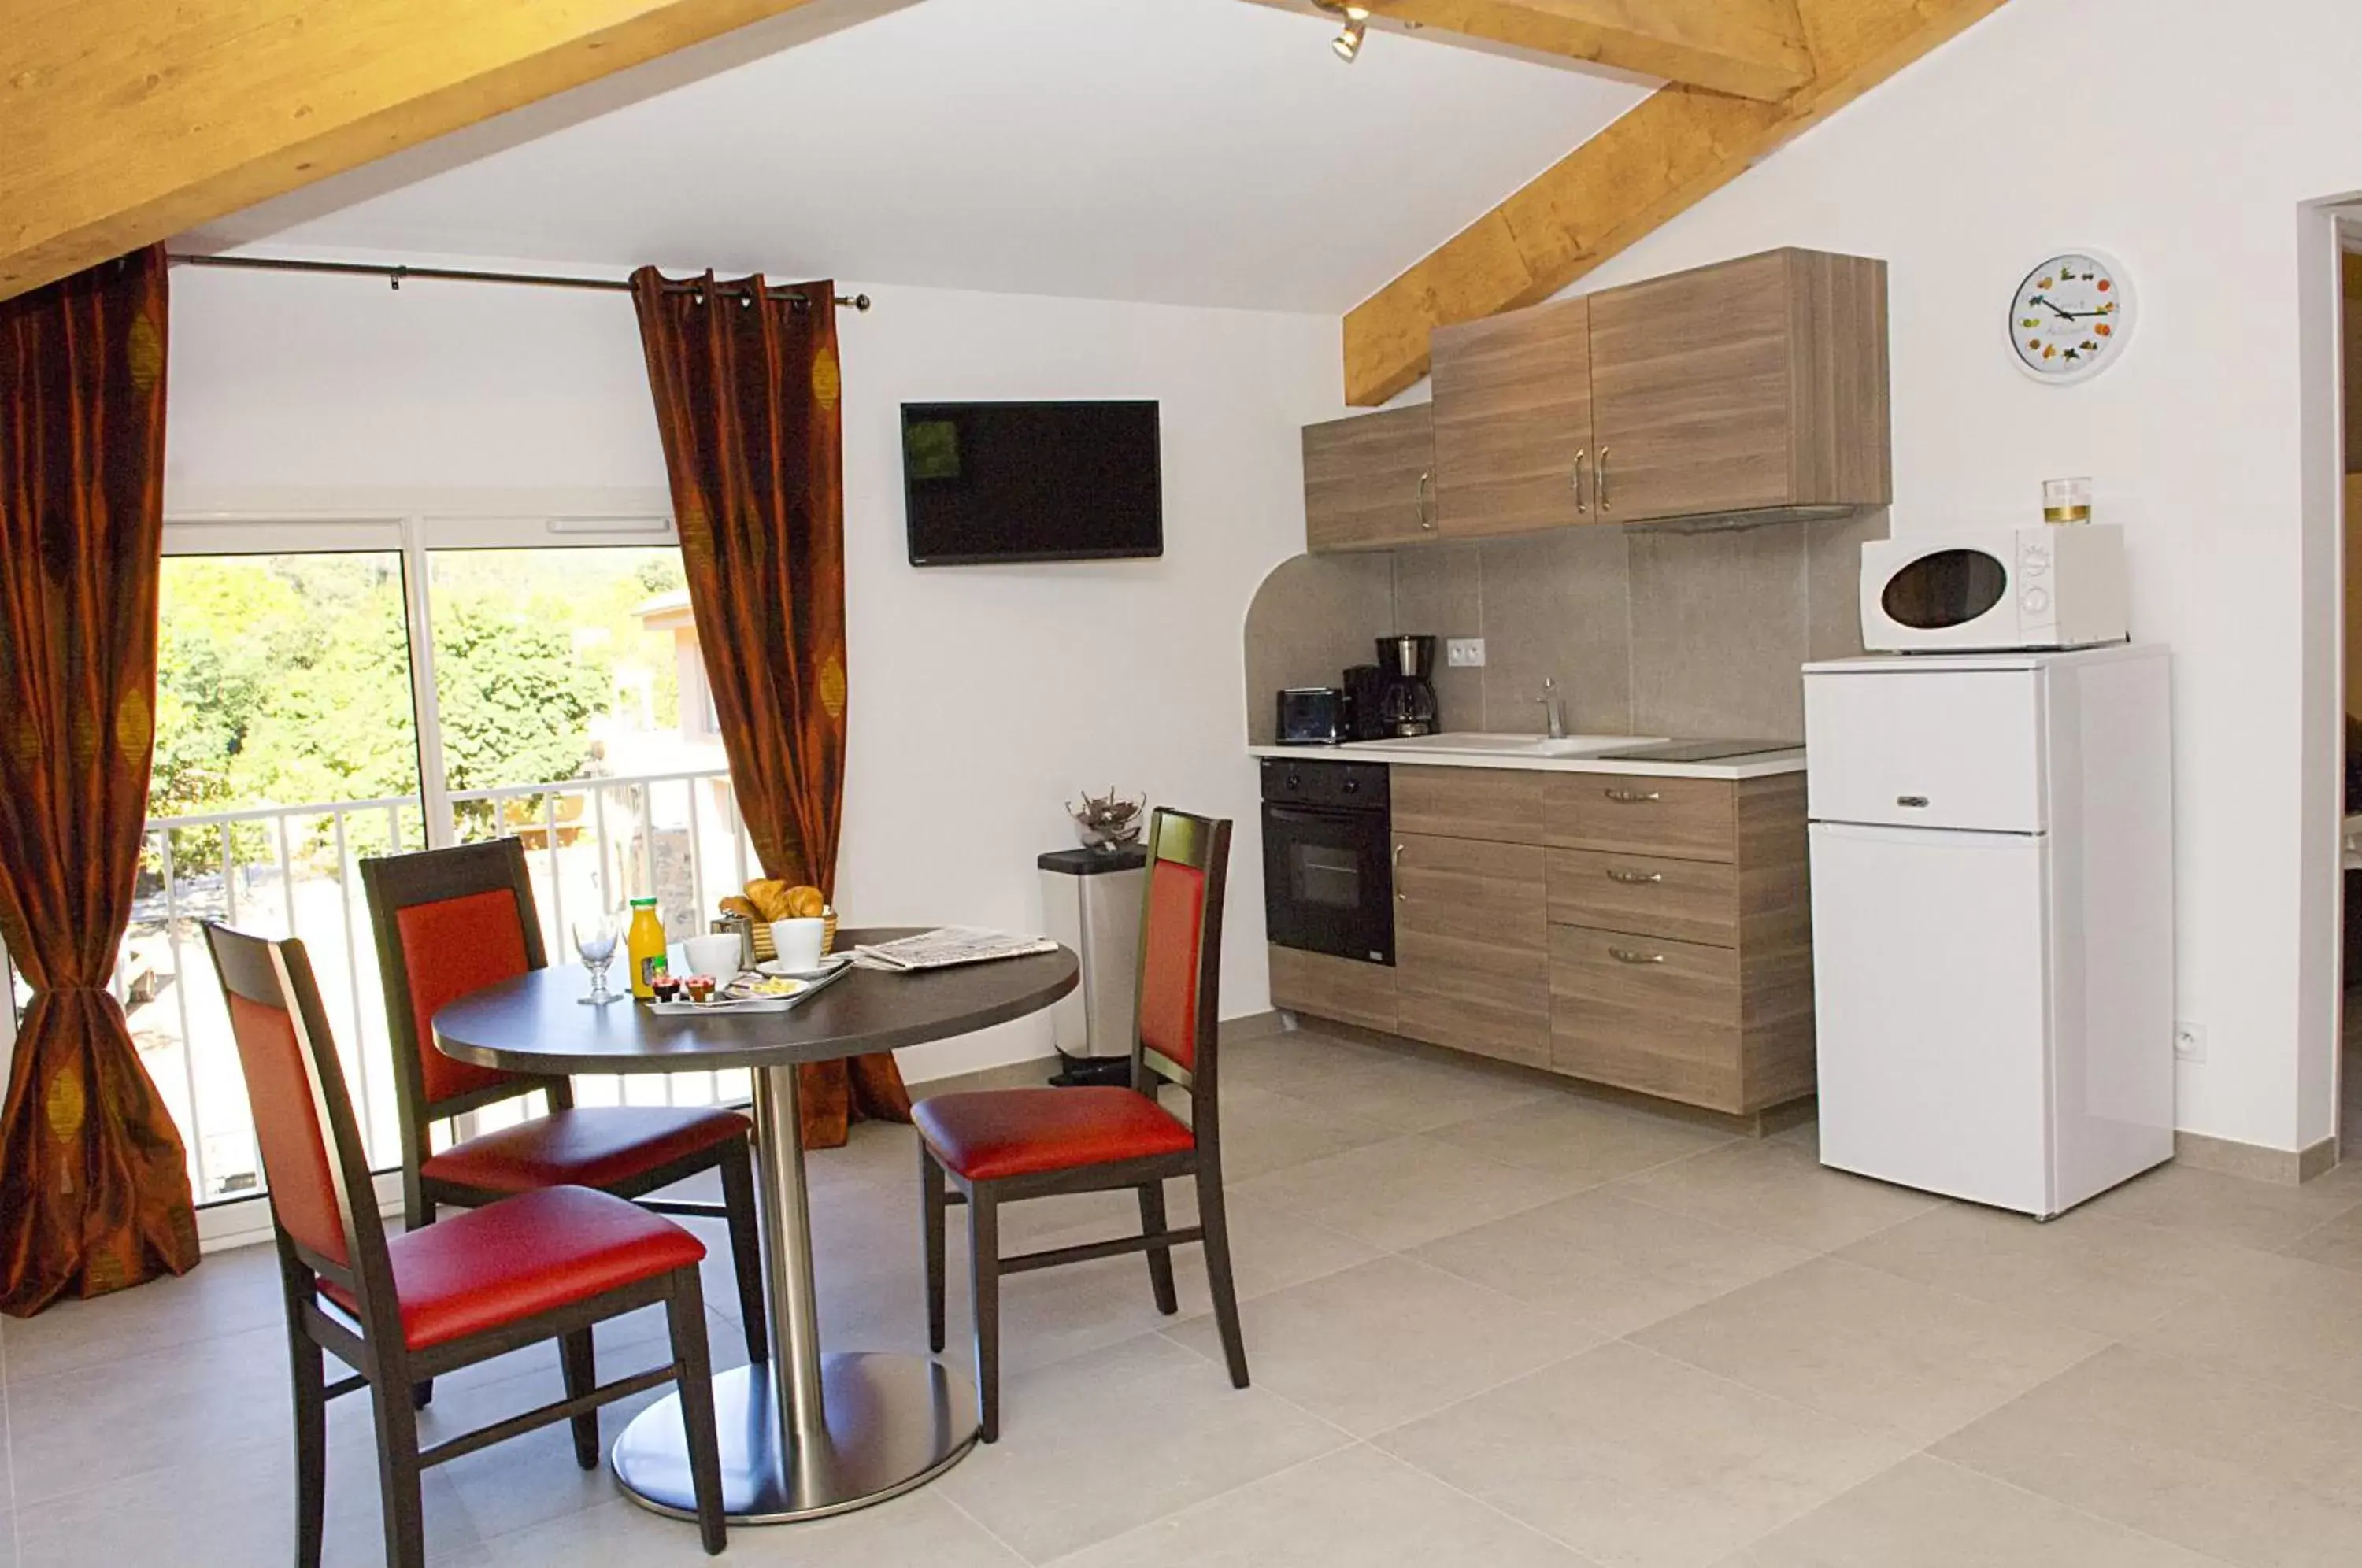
[113,767,751,1204]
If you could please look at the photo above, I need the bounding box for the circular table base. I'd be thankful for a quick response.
[612,1353,979,1525]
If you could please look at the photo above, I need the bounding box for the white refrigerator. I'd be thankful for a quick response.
[1801,644,2173,1218]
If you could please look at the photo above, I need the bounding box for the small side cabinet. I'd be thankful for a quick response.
[1301,403,1435,553]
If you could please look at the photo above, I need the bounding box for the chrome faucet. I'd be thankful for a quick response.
[1537,678,1567,740]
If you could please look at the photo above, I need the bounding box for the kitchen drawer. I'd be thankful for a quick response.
[1546,774,1736,861]
[1550,923,1744,1111]
[1548,848,1739,947]
[1394,765,1546,845]
[1268,944,1397,1034]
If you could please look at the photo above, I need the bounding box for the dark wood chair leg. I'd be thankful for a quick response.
[405,1199,436,1410]
[557,1327,600,1470]
[288,1324,328,1568]
[920,1147,948,1354]
[370,1378,429,1568]
[967,1185,1001,1443]
[1138,1181,1179,1315]
[1195,1163,1250,1389]
[665,1271,727,1557]
[717,1137,770,1365]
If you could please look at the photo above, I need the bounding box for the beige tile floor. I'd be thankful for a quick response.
[9,1019,2362,1566]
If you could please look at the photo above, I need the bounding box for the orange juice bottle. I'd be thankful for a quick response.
[626,897,668,999]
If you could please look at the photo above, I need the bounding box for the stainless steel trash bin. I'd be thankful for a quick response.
[1037,845,1145,1085]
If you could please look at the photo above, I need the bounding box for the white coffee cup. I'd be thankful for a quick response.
[680,932,743,978]
[769,917,827,972]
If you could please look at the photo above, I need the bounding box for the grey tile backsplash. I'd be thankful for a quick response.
[1245,511,1888,744]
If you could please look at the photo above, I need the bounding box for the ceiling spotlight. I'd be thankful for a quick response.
[1316,2,1370,62]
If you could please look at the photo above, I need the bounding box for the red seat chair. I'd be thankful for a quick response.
[360,840,766,1406]
[916,808,1248,1441]
[203,923,725,1568]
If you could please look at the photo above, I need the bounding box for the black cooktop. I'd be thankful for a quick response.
[1594,739,1801,764]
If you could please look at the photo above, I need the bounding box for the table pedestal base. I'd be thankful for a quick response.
[612,1353,979,1525]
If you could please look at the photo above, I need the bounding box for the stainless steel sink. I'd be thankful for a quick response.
[1355,732,1666,759]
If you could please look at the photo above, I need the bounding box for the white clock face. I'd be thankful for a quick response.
[2009,251,2132,383]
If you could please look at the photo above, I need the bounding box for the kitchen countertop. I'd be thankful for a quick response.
[1248,740,1806,781]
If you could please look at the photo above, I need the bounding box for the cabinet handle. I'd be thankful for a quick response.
[1601,787,1661,804]
[1393,841,1406,899]
[1608,946,1667,965]
[1416,470,1435,531]
[1604,868,1663,885]
[1572,448,1588,515]
[1597,446,1611,512]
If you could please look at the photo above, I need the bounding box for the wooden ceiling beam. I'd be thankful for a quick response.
[1242,0,1813,100]
[1340,0,2012,405]
[0,0,842,302]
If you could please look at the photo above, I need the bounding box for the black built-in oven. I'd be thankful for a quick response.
[1261,758,1392,966]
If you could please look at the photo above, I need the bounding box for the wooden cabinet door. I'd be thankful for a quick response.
[1431,294,1595,538]
[1301,404,1435,553]
[1588,250,1797,524]
[1393,832,1549,1070]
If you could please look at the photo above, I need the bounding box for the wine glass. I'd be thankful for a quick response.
[573,910,622,1005]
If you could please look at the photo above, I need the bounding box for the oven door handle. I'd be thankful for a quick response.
[1264,804,1368,828]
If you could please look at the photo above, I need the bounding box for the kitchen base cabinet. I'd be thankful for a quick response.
[1268,943,1397,1034]
[1547,771,1812,1115]
[1265,764,1812,1120]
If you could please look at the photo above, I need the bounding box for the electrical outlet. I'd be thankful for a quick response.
[2174,1021,2207,1063]
[1446,638,1486,668]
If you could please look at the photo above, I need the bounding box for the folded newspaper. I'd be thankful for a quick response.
[853,926,1061,971]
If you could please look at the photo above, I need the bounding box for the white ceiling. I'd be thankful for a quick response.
[194,0,1652,313]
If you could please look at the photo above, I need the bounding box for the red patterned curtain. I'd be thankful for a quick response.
[0,246,198,1314]
[629,269,906,1148]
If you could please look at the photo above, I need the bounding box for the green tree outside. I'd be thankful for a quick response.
[148,549,686,876]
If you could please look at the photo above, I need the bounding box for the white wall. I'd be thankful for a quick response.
[1383,0,2362,1154]
[165,261,1343,1078]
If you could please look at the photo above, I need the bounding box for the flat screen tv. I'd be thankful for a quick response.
[901,400,1163,566]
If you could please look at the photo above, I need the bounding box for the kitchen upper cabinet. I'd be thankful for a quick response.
[1587,249,1889,524]
[1405,247,1889,539]
[1430,295,1593,539]
[1301,403,1435,553]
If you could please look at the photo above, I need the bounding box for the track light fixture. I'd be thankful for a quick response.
[1314,2,1371,63]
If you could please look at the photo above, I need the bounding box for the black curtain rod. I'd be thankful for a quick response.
[165,252,872,312]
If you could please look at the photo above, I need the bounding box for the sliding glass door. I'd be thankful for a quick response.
[113,512,750,1211]
[140,542,425,1197]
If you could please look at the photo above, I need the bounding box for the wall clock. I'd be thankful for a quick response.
[2008,250,2134,384]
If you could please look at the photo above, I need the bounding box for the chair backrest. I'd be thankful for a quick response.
[360,839,563,1163]
[202,923,396,1324]
[1131,808,1231,1114]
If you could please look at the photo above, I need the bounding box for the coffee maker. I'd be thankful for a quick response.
[1375,634,1439,737]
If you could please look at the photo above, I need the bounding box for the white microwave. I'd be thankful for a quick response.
[1860,525,2128,653]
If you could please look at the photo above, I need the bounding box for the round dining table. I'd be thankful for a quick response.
[432,927,1079,1526]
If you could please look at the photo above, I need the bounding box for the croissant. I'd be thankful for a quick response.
[744,879,795,922]
[720,894,761,921]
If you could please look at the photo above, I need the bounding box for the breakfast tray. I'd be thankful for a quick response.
[646,960,853,1015]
